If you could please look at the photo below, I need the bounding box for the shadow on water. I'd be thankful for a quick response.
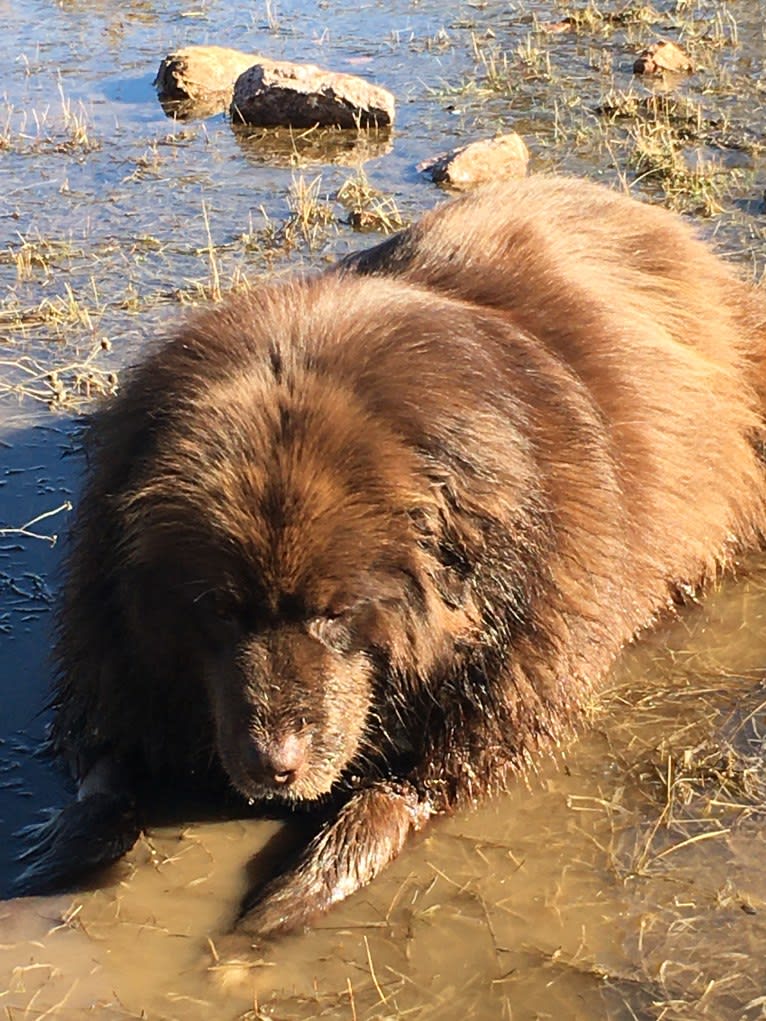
[100,72,158,107]
[0,412,79,900]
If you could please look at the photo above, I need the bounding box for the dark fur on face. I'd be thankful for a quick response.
[31,176,766,937]
[107,280,490,804]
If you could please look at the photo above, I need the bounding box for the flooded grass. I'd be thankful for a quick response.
[336,168,407,233]
[1,0,766,1018]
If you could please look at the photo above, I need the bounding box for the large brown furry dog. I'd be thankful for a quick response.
[20,176,766,939]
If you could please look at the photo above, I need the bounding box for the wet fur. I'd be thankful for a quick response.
[34,176,766,936]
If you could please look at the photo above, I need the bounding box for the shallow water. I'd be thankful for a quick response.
[2,1,766,1018]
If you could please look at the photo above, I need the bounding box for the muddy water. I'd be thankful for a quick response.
[2,1,766,1019]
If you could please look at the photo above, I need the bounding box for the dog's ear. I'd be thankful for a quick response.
[407,496,473,611]
[431,564,469,609]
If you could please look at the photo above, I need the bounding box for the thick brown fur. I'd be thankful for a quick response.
[35,176,766,937]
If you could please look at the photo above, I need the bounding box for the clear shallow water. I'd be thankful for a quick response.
[1,1,766,1018]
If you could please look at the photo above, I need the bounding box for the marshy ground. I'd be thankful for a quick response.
[1,1,765,1018]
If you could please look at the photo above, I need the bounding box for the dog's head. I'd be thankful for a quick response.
[115,301,473,801]
[113,277,523,802]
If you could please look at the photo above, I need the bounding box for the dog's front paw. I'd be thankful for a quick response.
[235,780,430,939]
[205,930,278,995]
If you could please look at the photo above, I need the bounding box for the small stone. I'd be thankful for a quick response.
[231,59,395,129]
[418,133,529,190]
[633,40,693,75]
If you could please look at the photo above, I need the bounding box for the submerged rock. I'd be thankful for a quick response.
[232,125,393,169]
[418,133,529,190]
[231,59,395,129]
